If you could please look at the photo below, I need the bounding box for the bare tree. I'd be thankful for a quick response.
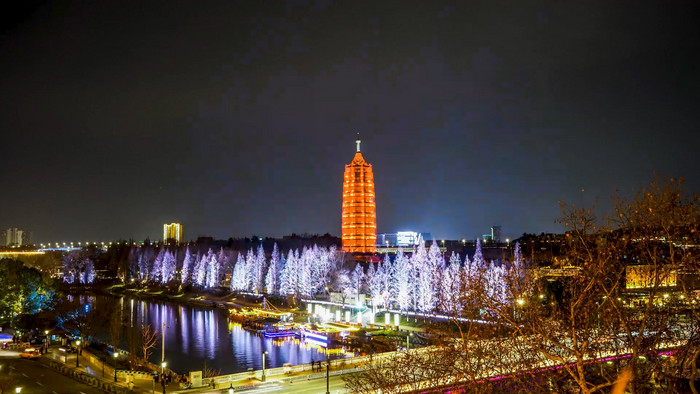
[202,362,221,378]
[139,324,159,363]
[345,178,698,394]
[109,305,122,352]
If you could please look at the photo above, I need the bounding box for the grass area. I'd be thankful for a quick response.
[370,329,403,336]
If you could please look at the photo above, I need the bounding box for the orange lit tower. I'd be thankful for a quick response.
[342,134,377,253]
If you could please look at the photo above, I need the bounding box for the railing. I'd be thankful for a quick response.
[205,351,399,387]
[48,359,128,394]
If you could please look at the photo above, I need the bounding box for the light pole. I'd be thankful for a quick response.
[44,330,49,354]
[326,362,330,394]
[228,384,234,394]
[406,332,413,350]
[515,298,525,320]
[113,352,118,382]
[161,321,169,373]
[75,340,81,368]
[161,362,167,394]
[261,351,268,382]
[15,387,21,393]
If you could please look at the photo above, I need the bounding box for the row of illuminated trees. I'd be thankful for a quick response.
[72,236,526,315]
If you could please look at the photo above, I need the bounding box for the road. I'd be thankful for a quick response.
[170,374,349,393]
[272,374,348,394]
[0,352,102,394]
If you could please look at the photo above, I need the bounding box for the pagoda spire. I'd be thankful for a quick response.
[356,132,361,152]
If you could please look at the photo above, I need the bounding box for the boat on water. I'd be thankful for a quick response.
[263,323,298,338]
[299,325,339,347]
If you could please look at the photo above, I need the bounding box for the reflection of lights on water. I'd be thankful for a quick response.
[76,295,352,374]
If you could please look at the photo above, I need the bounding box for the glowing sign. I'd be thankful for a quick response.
[396,232,419,246]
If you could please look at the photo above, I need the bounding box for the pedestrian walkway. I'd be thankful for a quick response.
[44,345,184,393]
[40,344,362,394]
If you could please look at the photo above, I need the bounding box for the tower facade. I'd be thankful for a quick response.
[341,135,377,253]
[163,223,183,245]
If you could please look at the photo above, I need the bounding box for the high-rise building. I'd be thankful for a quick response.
[491,225,502,243]
[341,134,377,253]
[1,228,25,247]
[163,223,183,244]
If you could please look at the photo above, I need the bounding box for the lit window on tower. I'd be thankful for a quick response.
[341,134,377,253]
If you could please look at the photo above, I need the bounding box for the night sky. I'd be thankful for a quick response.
[1,1,698,243]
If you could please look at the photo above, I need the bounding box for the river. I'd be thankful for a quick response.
[68,294,350,375]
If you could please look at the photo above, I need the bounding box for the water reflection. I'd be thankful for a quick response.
[75,295,347,374]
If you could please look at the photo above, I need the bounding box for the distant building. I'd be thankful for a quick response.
[341,134,377,253]
[1,228,27,247]
[491,226,502,243]
[482,226,503,243]
[163,223,183,244]
[377,231,432,247]
[626,265,677,289]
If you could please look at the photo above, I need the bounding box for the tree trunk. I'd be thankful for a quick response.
[690,348,700,394]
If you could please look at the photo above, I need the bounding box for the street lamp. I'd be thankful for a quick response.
[75,340,81,368]
[261,351,268,382]
[228,384,234,394]
[44,330,49,353]
[515,299,525,320]
[407,332,413,350]
[113,352,119,382]
[15,387,21,394]
[161,321,169,373]
[161,361,168,394]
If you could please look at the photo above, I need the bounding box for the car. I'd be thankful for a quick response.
[19,348,41,360]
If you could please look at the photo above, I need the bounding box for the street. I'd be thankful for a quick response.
[0,353,101,394]
[170,374,349,394]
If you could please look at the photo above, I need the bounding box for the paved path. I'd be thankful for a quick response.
[5,343,355,393]
[45,347,180,393]
[0,352,102,394]
[169,374,349,394]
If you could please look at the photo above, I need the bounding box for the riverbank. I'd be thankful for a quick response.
[104,283,292,313]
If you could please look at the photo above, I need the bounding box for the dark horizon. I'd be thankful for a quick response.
[1,1,698,243]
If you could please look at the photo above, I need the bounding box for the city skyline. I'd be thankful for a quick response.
[0,1,698,243]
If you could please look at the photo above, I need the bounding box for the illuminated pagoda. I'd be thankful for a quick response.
[341,134,377,253]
